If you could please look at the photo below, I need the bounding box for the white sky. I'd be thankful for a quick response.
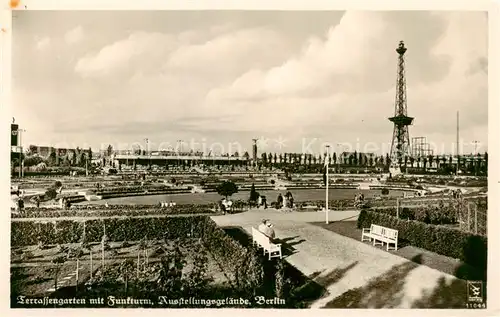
[12,10,488,155]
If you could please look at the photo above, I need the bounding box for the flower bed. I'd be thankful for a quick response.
[296,199,355,210]
[357,209,487,278]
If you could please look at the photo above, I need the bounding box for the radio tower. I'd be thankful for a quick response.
[389,41,413,174]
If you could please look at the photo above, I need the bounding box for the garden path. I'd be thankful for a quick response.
[211,208,467,308]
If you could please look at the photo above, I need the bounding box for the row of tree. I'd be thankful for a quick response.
[23,147,93,168]
[258,151,488,173]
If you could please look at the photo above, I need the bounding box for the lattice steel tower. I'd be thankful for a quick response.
[389,41,414,169]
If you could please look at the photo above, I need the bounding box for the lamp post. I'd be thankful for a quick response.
[176,140,182,167]
[325,145,330,224]
[144,138,150,170]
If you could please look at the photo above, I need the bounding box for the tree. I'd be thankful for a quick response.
[261,153,267,165]
[23,155,45,167]
[48,149,57,166]
[353,151,358,166]
[107,144,113,157]
[71,151,77,166]
[249,183,259,205]
[410,156,415,168]
[216,181,238,199]
[332,152,337,165]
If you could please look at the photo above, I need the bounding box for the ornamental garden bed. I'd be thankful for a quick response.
[11,216,327,308]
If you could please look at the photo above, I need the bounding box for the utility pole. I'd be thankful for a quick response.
[18,129,26,178]
[456,111,459,176]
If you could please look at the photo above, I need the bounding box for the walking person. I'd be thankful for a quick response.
[277,194,283,209]
[288,192,294,209]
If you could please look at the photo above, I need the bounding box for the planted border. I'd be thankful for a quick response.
[357,209,487,274]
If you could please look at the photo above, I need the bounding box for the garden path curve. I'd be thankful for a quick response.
[211,208,468,308]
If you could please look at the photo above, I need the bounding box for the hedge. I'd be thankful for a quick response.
[199,218,264,292]
[357,209,487,272]
[11,216,208,247]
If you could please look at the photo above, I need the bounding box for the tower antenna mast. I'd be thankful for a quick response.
[389,41,414,176]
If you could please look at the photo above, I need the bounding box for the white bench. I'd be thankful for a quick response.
[251,227,282,260]
[361,224,398,251]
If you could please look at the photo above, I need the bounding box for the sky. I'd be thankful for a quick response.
[12,10,488,155]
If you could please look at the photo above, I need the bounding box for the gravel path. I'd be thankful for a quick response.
[211,208,467,308]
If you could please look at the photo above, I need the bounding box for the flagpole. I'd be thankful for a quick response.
[325,145,330,224]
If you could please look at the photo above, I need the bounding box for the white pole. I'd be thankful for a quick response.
[76,258,79,289]
[90,249,93,280]
[326,145,330,224]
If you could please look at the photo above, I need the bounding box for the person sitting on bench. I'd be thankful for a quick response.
[258,219,276,242]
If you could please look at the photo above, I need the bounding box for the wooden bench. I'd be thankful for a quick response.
[361,224,398,251]
[251,227,282,260]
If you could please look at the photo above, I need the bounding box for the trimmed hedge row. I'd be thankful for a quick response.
[357,209,487,272]
[11,216,208,247]
[199,218,264,291]
[370,205,457,225]
[12,207,218,219]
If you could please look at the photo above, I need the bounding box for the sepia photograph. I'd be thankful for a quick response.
[7,6,490,310]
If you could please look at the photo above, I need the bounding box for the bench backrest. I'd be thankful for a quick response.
[370,224,398,240]
[252,227,271,248]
